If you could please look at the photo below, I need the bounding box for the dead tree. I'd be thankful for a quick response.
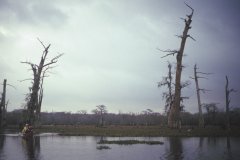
[0,79,16,129]
[191,64,212,128]
[160,3,194,128]
[225,76,236,130]
[21,39,63,126]
[0,79,7,128]
[158,62,174,114]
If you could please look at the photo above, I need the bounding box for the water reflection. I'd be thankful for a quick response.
[0,135,239,160]
[199,137,204,148]
[0,135,5,157]
[166,137,183,160]
[22,136,41,160]
[226,137,232,160]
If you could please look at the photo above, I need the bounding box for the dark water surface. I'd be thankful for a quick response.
[0,134,239,160]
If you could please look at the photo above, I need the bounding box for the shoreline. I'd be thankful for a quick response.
[3,125,240,137]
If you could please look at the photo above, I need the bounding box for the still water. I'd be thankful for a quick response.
[0,134,239,160]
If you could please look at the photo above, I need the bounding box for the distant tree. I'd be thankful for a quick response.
[225,76,237,130]
[77,110,87,125]
[141,109,153,115]
[159,3,195,128]
[203,103,218,125]
[78,110,87,115]
[21,39,63,126]
[141,109,155,125]
[92,105,108,126]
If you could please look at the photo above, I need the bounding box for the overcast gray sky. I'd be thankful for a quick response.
[0,0,239,113]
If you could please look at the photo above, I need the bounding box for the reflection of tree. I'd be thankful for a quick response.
[226,137,232,160]
[22,136,41,160]
[166,137,183,160]
[0,135,5,156]
[199,137,204,148]
[207,137,217,147]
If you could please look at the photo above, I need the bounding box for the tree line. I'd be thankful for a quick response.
[6,107,240,128]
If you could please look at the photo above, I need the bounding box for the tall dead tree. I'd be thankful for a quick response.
[21,39,63,126]
[0,79,7,129]
[191,64,212,128]
[160,3,194,128]
[225,76,236,130]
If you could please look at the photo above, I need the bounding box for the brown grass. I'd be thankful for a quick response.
[30,125,240,137]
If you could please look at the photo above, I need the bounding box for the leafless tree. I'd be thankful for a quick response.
[225,76,236,130]
[158,62,174,114]
[190,64,212,128]
[21,39,63,126]
[0,79,15,129]
[160,3,194,128]
[0,79,7,128]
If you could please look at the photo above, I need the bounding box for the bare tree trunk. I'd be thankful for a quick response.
[0,79,7,128]
[194,65,204,128]
[225,76,230,130]
[167,63,173,114]
[168,5,194,128]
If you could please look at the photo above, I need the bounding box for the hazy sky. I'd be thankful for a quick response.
[0,0,239,113]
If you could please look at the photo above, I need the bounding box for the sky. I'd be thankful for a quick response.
[0,0,240,114]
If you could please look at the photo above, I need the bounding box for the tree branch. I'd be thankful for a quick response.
[197,76,208,80]
[196,71,214,75]
[157,48,179,58]
[184,2,194,16]
[43,53,64,67]
[187,35,196,41]
[18,78,33,82]
[198,88,211,93]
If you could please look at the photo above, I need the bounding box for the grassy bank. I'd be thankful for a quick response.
[21,125,240,137]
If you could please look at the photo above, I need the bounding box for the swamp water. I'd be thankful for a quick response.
[0,134,240,160]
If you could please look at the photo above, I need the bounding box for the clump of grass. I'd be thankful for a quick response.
[97,145,111,150]
[98,140,164,145]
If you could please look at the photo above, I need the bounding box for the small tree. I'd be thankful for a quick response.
[225,76,236,130]
[158,62,174,114]
[21,39,63,126]
[158,63,190,126]
[92,105,108,126]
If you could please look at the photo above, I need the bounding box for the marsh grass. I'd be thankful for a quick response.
[98,140,164,145]
[9,125,240,137]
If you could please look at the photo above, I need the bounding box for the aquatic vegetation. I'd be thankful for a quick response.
[98,140,164,145]
[96,145,111,150]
